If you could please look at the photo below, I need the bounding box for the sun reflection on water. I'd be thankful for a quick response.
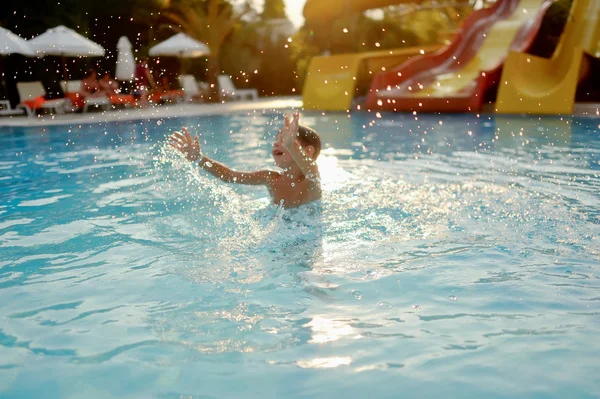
[306,316,360,344]
[295,357,352,369]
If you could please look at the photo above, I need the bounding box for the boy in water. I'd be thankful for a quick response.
[169,112,321,208]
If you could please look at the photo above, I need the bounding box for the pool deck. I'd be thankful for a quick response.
[0,97,304,128]
[573,103,600,117]
[0,98,598,128]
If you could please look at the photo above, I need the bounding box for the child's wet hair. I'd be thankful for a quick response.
[297,125,321,159]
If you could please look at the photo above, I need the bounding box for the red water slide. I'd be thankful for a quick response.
[365,0,552,113]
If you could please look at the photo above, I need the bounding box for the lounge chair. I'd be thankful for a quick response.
[178,75,208,102]
[107,93,136,107]
[62,80,111,112]
[0,99,26,116]
[149,82,185,104]
[217,74,258,102]
[17,81,67,116]
[61,80,85,111]
[149,90,185,104]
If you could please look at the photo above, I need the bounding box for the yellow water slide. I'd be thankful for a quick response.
[399,0,544,99]
[301,0,450,111]
[302,47,441,111]
[496,0,600,114]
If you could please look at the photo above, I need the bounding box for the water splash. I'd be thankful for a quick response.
[149,140,324,286]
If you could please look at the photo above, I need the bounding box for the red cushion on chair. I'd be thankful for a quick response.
[23,96,46,110]
[109,94,135,105]
[168,89,184,97]
[65,92,85,109]
[149,92,163,104]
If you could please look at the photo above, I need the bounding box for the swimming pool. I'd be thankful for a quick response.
[0,111,598,398]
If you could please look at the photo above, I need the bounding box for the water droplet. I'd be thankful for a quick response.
[351,290,362,300]
[412,304,422,310]
[377,301,392,308]
[448,295,457,301]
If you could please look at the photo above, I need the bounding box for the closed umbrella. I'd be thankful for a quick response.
[149,33,210,75]
[115,36,134,81]
[28,25,105,82]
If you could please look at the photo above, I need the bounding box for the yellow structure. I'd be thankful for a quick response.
[302,47,440,111]
[301,0,462,111]
[496,0,600,115]
[392,0,543,100]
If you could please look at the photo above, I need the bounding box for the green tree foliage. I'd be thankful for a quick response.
[161,0,245,58]
[211,0,298,96]
[160,0,251,101]
[220,23,261,79]
[262,0,287,20]
[254,35,298,96]
[402,8,452,44]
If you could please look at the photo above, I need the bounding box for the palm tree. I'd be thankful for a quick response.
[161,0,251,101]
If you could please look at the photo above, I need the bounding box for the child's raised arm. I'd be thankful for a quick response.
[169,128,275,186]
[281,113,320,181]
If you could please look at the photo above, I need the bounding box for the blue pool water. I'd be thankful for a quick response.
[0,111,599,398]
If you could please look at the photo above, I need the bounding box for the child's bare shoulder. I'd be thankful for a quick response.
[254,168,282,183]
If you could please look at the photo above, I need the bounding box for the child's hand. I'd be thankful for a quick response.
[169,127,202,162]
[281,112,300,149]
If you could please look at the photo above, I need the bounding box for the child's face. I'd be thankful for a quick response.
[272,130,294,168]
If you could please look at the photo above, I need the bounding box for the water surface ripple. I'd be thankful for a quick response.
[0,113,599,398]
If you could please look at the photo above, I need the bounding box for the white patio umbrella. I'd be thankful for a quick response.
[115,36,134,81]
[28,25,105,82]
[0,26,35,56]
[149,33,210,75]
[0,26,35,98]
[149,33,210,58]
